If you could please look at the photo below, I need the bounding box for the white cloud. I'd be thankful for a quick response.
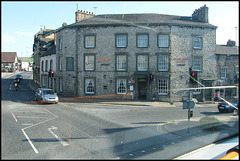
[2,34,19,42]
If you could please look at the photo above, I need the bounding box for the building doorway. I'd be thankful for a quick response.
[203,80,214,101]
[138,78,147,100]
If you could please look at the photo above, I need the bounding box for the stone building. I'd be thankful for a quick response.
[33,28,55,85]
[39,40,57,91]
[52,5,220,102]
[215,40,239,99]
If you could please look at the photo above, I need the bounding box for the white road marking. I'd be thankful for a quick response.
[15,111,47,114]
[22,123,33,126]
[19,108,59,154]
[22,129,39,154]
[48,126,69,146]
[17,116,44,118]
[11,111,18,122]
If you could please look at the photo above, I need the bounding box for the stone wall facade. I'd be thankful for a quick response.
[55,24,217,102]
[216,54,239,99]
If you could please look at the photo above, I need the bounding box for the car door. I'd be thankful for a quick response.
[35,88,41,100]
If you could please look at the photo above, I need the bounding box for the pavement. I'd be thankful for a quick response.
[27,79,219,108]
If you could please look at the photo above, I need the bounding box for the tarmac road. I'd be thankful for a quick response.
[2,72,239,159]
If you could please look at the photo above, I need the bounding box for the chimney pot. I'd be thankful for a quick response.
[75,10,95,22]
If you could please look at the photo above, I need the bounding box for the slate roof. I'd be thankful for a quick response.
[39,38,54,46]
[1,52,17,63]
[216,45,239,55]
[40,45,56,57]
[65,13,217,29]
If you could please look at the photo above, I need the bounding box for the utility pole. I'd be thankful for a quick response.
[234,27,237,45]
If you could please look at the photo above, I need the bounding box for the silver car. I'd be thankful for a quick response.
[35,88,58,104]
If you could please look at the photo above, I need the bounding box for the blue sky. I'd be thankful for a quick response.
[1,1,239,57]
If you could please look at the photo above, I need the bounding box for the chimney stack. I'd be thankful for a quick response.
[75,10,95,22]
[192,4,209,23]
[227,39,236,46]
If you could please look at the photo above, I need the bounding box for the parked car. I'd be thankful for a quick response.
[217,98,238,113]
[15,74,23,80]
[35,88,58,104]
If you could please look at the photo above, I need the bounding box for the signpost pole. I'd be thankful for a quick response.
[188,90,190,134]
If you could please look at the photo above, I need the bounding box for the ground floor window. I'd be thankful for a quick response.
[42,76,45,87]
[48,78,52,88]
[220,67,227,79]
[85,79,95,94]
[158,79,168,95]
[193,84,201,94]
[117,79,127,94]
[59,78,63,92]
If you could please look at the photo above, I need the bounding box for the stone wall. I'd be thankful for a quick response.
[55,24,217,102]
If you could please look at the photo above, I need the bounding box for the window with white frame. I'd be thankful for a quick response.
[158,35,169,47]
[117,79,127,94]
[116,34,127,47]
[220,67,227,79]
[59,38,62,50]
[158,54,169,71]
[158,79,168,95]
[48,77,52,88]
[137,34,148,47]
[59,57,62,71]
[50,60,53,71]
[59,78,63,92]
[85,35,95,48]
[85,79,95,94]
[45,60,48,72]
[85,55,95,71]
[66,57,74,71]
[193,84,201,94]
[193,36,202,49]
[137,55,148,71]
[42,76,45,87]
[193,56,202,71]
[116,55,127,71]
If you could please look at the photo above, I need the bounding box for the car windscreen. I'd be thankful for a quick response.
[43,90,55,95]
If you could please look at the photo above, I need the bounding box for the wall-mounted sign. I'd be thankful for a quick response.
[174,58,189,66]
[97,57,114,63]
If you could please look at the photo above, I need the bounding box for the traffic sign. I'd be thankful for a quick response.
[183,101,195,109]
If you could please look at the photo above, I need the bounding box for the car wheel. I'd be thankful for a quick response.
[218,109,224,113]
